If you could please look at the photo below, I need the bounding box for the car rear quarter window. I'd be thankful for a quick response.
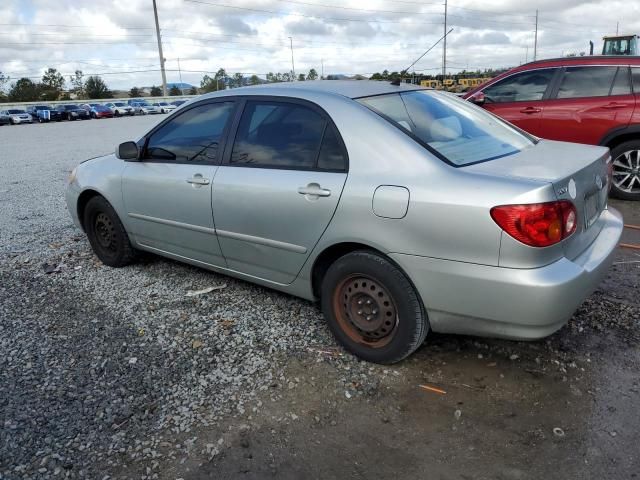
[482,68,555,103]
[143,101,234,163]
[556,66,620,98]
[632,68,640,93]
[230,101,327,170]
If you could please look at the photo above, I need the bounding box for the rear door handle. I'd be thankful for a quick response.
[298,184,331,197]
[519,107,542,114]
[601,102,627,109]
[186,174,210,186]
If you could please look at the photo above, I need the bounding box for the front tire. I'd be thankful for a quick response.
[83,196,137,268]
[610,140,640,201]
[320,251,428,364]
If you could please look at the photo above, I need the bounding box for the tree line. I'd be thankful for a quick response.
[0,68,113,102]
[0,65,326,102]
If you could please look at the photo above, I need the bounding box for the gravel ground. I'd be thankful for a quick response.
[1,117,639,479]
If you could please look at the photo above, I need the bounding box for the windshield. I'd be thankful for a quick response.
[114,102,125,106]
[8,109,25,114]
[357,90,534,166]
[138,101,150,106]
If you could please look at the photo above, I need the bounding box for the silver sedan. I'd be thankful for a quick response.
[66,81,623,364]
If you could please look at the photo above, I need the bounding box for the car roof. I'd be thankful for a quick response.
[520,55,640,68]
[200,80,425,101]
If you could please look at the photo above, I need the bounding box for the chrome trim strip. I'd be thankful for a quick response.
[216,229,307,254]
[128,212,216,235]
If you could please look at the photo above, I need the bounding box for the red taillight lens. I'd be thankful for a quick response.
[490,201,577,247]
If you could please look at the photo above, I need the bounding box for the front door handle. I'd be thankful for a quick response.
[601,102,627,109]
[298,184,331,197]
[186,174,210,186]
[519,106,542,114]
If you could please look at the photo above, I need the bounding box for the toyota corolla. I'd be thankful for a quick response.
[66,81,623,364]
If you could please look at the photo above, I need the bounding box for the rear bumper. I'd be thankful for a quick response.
[390,208,623,340]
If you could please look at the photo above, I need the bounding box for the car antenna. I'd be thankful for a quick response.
[391,28,454,86]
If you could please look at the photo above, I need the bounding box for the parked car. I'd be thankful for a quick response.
[66,81,622,364]
[464,56,640,200]
[151,101,176,114]
[2,109,33,124]
[131,100,160,115]
[26,105,63,123]
[0,111,10,126]
[104,102,134,116]
[81,103,114,119]
[56,104,91,121]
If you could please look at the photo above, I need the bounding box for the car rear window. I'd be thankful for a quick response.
[357,90,534,166]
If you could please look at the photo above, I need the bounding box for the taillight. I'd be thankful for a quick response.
[490,201,577,248]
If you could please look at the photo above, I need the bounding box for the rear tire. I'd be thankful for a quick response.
[320,250,428,364]
[83,196,137,268]
[610,140,640,201]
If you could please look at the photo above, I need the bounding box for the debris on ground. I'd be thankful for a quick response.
[185,284,227,297]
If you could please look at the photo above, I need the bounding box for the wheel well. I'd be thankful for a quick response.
[311,242,383,299]
[76,189,101,231]
[604,132,640,153]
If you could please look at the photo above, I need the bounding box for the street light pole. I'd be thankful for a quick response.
[288,36,295,81]
[152,0,168,96]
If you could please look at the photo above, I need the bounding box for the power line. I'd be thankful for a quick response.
[183,0,444,25]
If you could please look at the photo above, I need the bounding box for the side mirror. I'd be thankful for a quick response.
[116,141,139,160]
[468,92,486,106]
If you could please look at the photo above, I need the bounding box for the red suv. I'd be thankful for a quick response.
[464,56,640,200]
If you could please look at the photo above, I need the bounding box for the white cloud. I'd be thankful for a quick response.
[0,0,639,90]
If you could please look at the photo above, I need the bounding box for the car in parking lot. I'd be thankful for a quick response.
[131,100,160,115]
[26,104,64,123]
[464,56,640,200]
[0,110,10,126]
[1,109,33,124]
[66,81,623,364]
[81,103,114,119]
[104,102,134,116]
[56,104,91,121]
[150,101,176,113]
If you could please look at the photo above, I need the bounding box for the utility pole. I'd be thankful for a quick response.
[533,9,538,61]
[177,57,183,88]
[152,0,168,96]
[321,58,324,79]
[288,36,295,81]
[442,0,448,81]
[616,21,619,35]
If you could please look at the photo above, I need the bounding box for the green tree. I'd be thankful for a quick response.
[8,78,40,102]
[60,92,71,100]
[84,76,112,99]
[169,85,181,96]
[188,86,198,95]
[370,72,383,80]
[69,70,84,99]
[39,68,65,100]
[149,85,162,96]
[200,75,218,92]
[231,72,244,88]
[129,86,141,97]
[306,68,318,81]
[249,74,260,85]
[297,73,306,81]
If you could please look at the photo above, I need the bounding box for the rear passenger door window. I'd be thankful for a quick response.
[144,101,235,163]
[556,66,626,98]
[483,69,555,103]
[229,100,346,171]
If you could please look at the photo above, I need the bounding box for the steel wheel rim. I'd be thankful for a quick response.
[612,149,640,193]
[332,274,399,348]
[94,213,116,252]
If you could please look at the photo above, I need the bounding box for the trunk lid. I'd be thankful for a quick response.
[466,139,611,260]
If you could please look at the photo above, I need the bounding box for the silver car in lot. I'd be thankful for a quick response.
[66,81,623,364]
